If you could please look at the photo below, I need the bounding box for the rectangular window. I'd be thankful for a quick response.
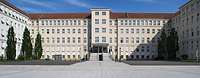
[57,37,60,43]
[95,12,99,15]
[126,29,129,33]
[136,29,139,33]
[133,20,136,25]
[147,29,150,34]
[110,37,112,43]
[102,28,106,33]
[78,37,81,43]
[95,37,99,42]
[62,29,65,33]
[136,37,139,43]
[83,37,87,43]
[62,37,65,43]
[83,29,87,33]
[52,29,55,34]
[109,29,112,34]
[52,38,55,43]
[95,28,99,33]
[67,37,70,43]
[57,29,60,34]
[126,37,129,43]
[142,29,145,33]
[152,29,155,33]
[102,37,106,42]
[73,29,75,33]
[131,28,134,33]
[102,19,106,24]
[67,29,70,33]
[47,29,49,34]
[73,37,75,43]
[120,37,124,43]
[137,20,140,25]
[95,19,99,24]
[121,29,124,33]
[102,12,106,15]
[78,29,81,33]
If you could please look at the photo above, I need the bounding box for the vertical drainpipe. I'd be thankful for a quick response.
[116,18,119,61]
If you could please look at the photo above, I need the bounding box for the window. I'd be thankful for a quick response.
[67,29,70,33]
[110,37,112,43]
[142,29,145,33]
[109,29,112,34]
[95,37,99,42]
[102,37,106,42]
[78,37,81,43]
[121,29,124,33]
[126,37,129,43]
[102,28,106,33]
[73,37,75,43]
[67,37,70,43]
[102,19,106,24]
[62,37,65,43]
[136,37,139,43]
[153,20,156,25]
[133,20,136,25]
[62,29,65,33]
[121,20,124,25]
[41,29,44,34]
[47,37,50,43]
[83,29,87,33]
[126,29,129,33]
[95,28,99,32]
[73,29,75,33]
[95,19,99,24]
[78,29,81,33]
[142,37,145,43]
[52,38,55,43]
[131,37,134,43]
[95,12,99,15]
[152,29,155,34]
[147,29,150,34]
[137,20,140,25]
[57,29,60,34]
[57,37,60,43]
[47,29,49,34]
[120,37,124,43]
[102,12,106,15]
[131,29,134,33]
[136,29,139,33]
[147,37,150,43]
[83,37,87,43]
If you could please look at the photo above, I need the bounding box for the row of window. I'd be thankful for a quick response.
[39,37,87,44]
[95,28,160,34]
[32,20,88,26]
[95,11,107,16]
[31,28,87,34]
[94,37,158,44]
[0,6,28,24]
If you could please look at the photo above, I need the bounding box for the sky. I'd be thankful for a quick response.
[8,0,189,13]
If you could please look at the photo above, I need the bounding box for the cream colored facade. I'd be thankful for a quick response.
[0,1,30,58]
[173,0,200,59]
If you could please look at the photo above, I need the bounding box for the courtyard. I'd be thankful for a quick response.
[0,61,200,78]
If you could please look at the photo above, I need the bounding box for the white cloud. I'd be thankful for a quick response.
[64,0,96,8]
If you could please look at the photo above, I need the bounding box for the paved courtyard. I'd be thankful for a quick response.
[0,61,200,78]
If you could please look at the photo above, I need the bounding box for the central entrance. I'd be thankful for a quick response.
[91,43,109,61]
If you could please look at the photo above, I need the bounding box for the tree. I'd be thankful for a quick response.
[21,27,33,60]
[5,27,16,60]
[33,33,43,59]
[157,30,167,60]
[166,28,179,60]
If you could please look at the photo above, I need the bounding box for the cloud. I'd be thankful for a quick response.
[64,0,96,8]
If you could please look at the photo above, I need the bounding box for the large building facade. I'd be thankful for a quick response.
[1,0,198,61]
[172,0,200,59]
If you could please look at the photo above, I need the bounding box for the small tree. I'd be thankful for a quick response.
[157,30,167,60]
[33,33,43,60]
[167,28,179,60]
[5,27,16,60]
[21,27,33,60]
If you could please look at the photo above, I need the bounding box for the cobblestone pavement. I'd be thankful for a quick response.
[0,61,200,78]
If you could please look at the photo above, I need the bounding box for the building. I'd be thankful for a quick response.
[0,1,30,58]
[173,0,200,59]
[0,0,177,61]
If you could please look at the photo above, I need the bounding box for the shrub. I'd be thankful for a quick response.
[17,55,25,61]
[181,54,188,60]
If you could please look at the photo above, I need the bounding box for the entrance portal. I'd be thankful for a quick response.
[90,43,109,61]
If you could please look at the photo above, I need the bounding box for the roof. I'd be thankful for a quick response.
[110,13,175,19]
[28,12,175,19]
[28,13,91,19]
[0,0,27,16]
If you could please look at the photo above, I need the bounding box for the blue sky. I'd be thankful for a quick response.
[8,0,188,13]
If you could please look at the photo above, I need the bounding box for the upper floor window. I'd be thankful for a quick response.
[95,12,99,15]
[102,37,106,42]
[102,28,106,33]
[95,28,99,33]
[102,12,106,15]
[95,19,99,24]
[102,19,106,24]
[95,37,99,42]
